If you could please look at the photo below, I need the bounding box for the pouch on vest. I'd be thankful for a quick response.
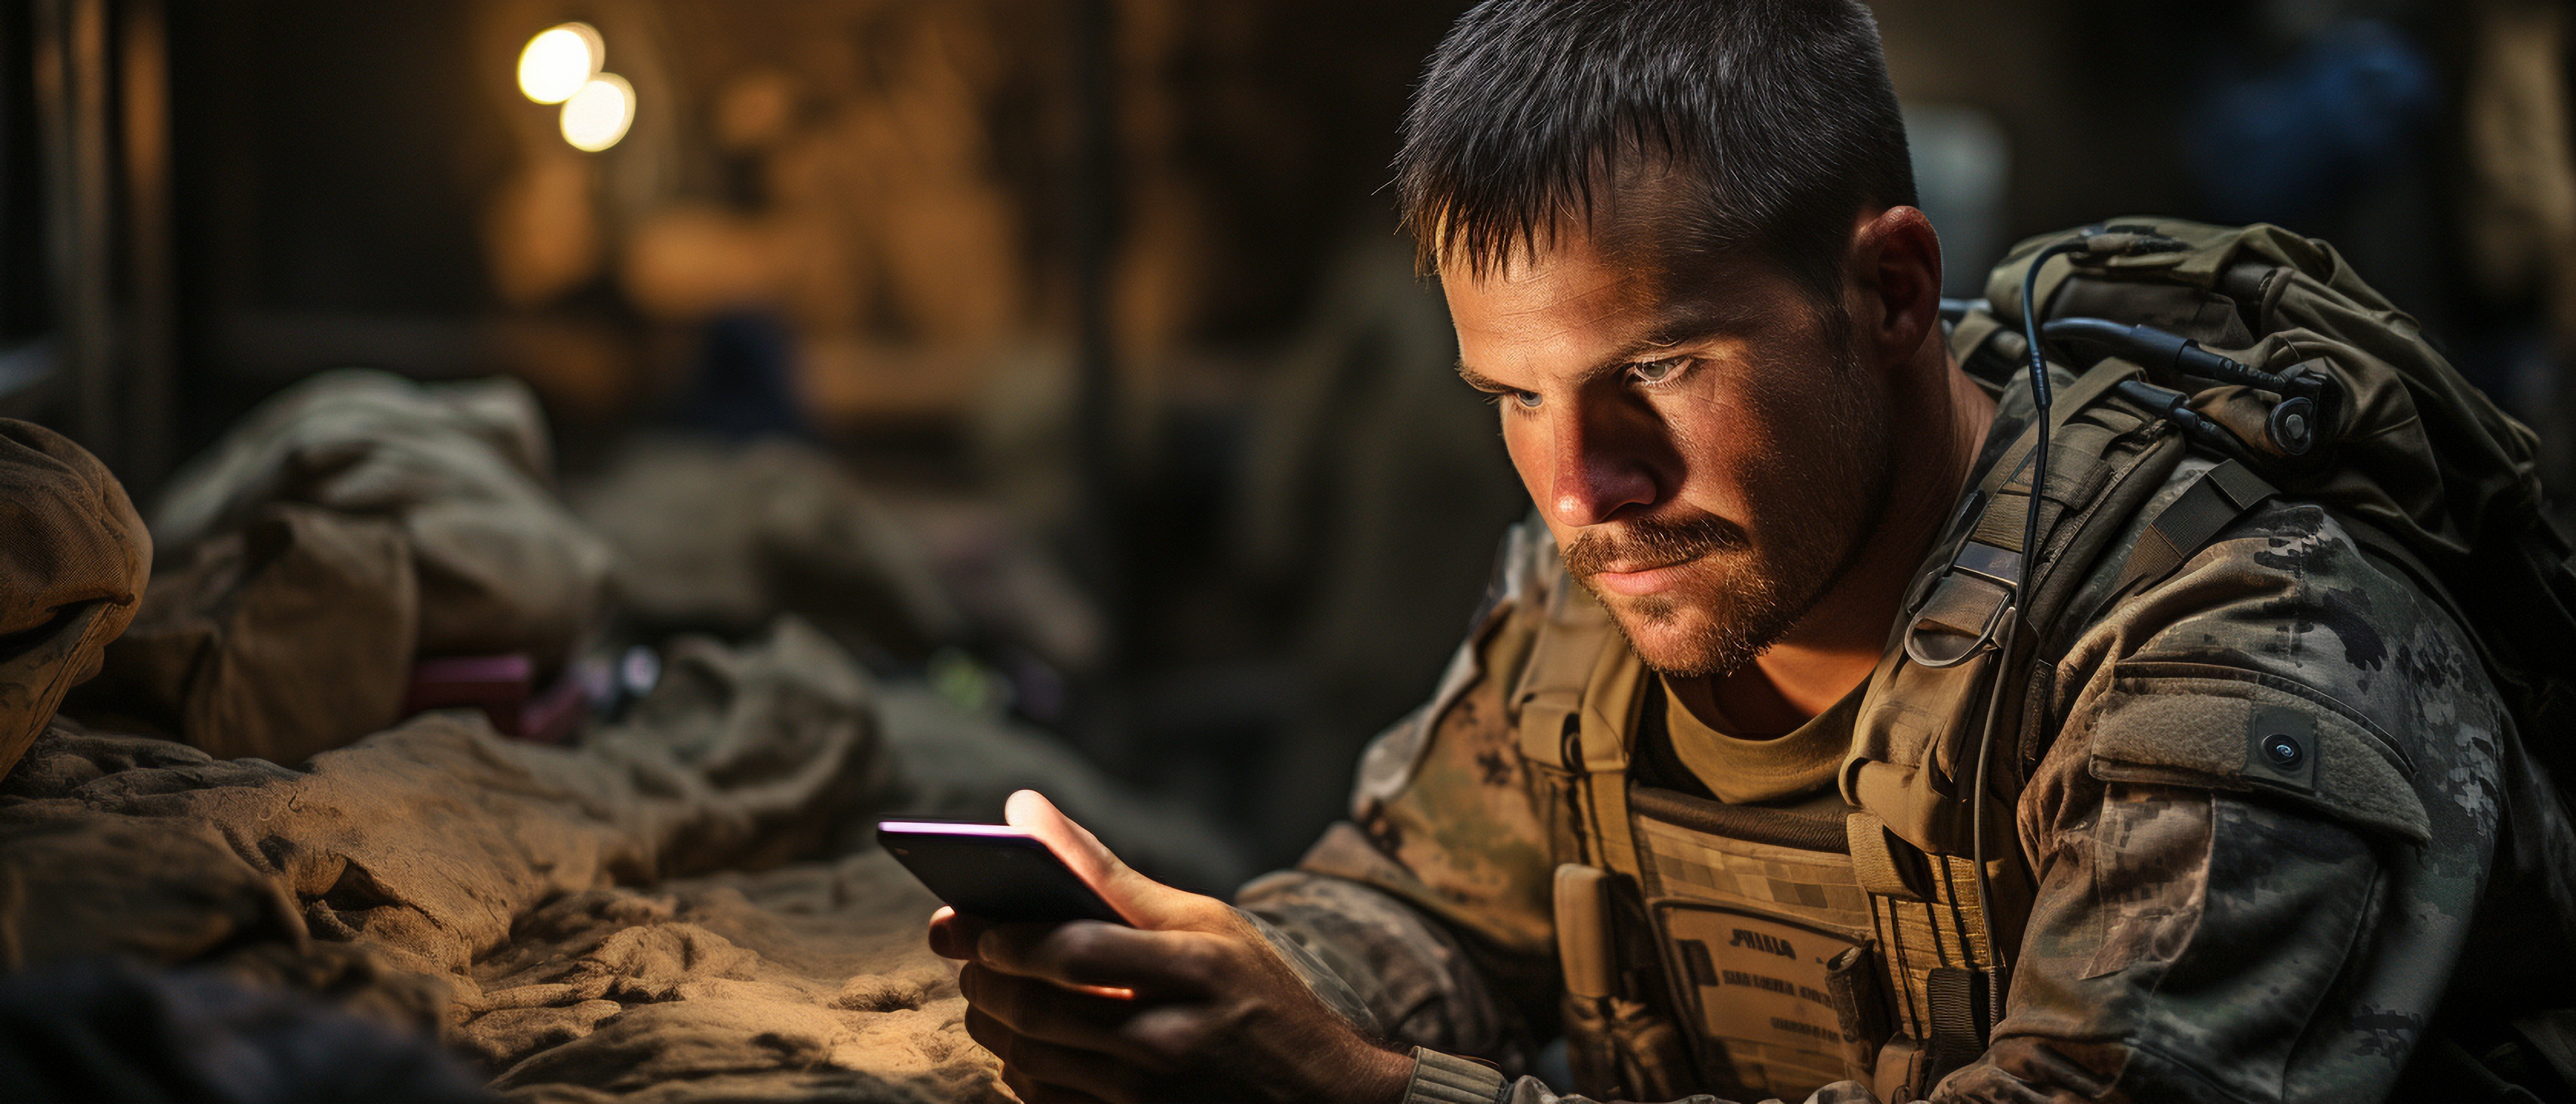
[1555,863,1697,1101]
[1623,782,1896,1100]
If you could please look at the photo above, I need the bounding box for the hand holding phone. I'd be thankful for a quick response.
[920,791,1417,1102]
[877,820,1127,925]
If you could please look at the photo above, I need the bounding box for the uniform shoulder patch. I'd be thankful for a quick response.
[2077,661,2428,845]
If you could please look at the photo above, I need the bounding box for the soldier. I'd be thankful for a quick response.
[931,1,2574,1101]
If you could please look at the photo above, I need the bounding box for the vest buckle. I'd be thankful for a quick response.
[1901,540,2021,669]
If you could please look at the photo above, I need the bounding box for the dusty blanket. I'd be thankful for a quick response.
[2,619,1006,1101]
[3,612,1246,1100]
[87,371,612,763]
[0,390,1237,1100]
[461,855,993,1102]
[0,420,148,780]
[568,437,1109,680]
[570,438,963,664]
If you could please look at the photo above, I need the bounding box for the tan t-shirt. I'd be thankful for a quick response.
[1659,679,1862,805]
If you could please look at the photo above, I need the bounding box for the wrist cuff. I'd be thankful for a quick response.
[1403,1047,1507,1104]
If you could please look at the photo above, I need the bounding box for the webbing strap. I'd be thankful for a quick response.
[1922,967,1991,1082]
[1404,1048,1509,1104]
[1971,360,2147,555]
[2107,460,2278,599]
[1846,811,1932,902]
[1913,573,2010,639]
[1516,582,1626,869]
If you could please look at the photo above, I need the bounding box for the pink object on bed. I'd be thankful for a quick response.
[404,654,587,744]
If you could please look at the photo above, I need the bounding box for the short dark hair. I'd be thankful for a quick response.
[1396,0,1916,301]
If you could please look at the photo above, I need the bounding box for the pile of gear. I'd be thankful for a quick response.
[0,373,1233,1102]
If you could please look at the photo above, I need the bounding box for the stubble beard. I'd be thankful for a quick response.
[1565,514,1799,679]
[1565,335,1893,680]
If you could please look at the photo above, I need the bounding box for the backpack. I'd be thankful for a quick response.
[1942,218,2576,1096]
[1966,220,2576,750]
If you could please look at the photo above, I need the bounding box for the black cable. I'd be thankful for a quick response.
[1971,238,2084,1034]
[2017,242,2083,579]
[2038,317,2296,392]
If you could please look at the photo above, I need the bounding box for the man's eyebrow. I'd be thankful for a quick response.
[1453,298,1755,392]
[1637,297,1756,351]
[1591,307,1754,379]
[1455,362,1513,392]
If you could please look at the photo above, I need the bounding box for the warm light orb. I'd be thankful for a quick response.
[559,73,636,152]
[517,23,603,104]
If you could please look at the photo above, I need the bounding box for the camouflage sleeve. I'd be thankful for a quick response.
[1396,1048,1871,1104]
[1237,521,1565,1068]
[1239,870,1530,1062]
[1931,487,2508,1102]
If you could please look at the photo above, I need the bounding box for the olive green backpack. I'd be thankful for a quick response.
[1947,218,2576,1098]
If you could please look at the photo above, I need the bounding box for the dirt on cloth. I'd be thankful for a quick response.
[0,380,1241,1101]
[1,617,1014,1102]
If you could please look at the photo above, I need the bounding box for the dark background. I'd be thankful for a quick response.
[6,0,2570,871]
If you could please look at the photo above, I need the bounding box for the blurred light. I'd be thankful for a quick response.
[517,23,602,104]
[559,73,635,152]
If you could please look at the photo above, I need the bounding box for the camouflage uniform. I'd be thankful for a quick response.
[1238,369,2529,1103]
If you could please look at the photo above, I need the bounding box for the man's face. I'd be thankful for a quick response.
[1446,228,1893,678]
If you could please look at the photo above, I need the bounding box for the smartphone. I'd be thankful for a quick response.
[876,820,1128,925]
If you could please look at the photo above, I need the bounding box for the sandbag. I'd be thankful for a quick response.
[0,420,148,779]
[96,371,610,758]
[149,369,609,665]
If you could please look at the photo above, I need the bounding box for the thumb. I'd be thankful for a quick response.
[1005,790,1215,930]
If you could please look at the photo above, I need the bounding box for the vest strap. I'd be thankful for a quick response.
[1922,966,1993,1084]
[1846,810,1933,902]
[2096,460,2279,621]
[1971,359,2151,556]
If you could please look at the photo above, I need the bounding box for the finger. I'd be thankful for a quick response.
[931,908,995,961]
[999,1032,1155,1103]
[959,964,1153,1061]
[964,998,1016,1063]
[976,920,1223,998]
[971,1006,1130,1104]
[928,907,957,957]
[1006,790,1210,929]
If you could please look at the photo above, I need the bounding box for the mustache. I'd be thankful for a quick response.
[1561,514,1747,577]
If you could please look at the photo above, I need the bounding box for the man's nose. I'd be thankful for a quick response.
[1543,405,1659,529]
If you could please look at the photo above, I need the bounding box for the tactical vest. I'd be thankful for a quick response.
[1514,389,2090,1102]
[1518,218,2576,1102]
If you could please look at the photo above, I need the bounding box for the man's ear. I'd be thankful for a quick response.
[1851,206,1943,371]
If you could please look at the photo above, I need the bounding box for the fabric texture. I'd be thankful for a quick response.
[90,371,611,762]
[9,622,1233,1102]
[0,957,494,1104]
[76,504,419,765]
[1408,1047,1509,1104]
[0,375,1255,1102]
[1658,682,1859,805]
[0,420,149,781]
[1,618,1007,1103]
[567,438,966,665]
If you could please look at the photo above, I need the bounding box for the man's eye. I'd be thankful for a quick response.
[1514,390,1543,409]
[1629,358,1688,384]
